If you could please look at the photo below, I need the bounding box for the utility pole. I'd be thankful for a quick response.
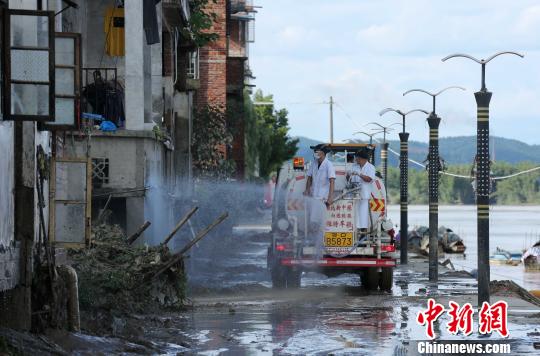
[403,86,465,282]
[329,96,334,143]
[442,51,523,305]
[380,108,429,265]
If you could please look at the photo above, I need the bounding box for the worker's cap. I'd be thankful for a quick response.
[355,150,370,159]
[310,144,330,154]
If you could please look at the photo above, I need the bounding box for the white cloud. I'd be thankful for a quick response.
[251,0,540,144]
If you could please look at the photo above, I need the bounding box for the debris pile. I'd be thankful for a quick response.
[490,280,540,307]
[68,224,186,314]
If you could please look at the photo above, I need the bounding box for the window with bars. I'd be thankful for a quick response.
[92,158,110,187]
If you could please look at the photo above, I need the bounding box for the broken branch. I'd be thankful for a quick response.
[162,207,199,246]
[127,221,152,245]
[151,212,228,280]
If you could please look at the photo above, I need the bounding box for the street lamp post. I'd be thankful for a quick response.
[442,51,523,305]
[403,86,465,282]
[379,108,429,265]
[366,122,400,190]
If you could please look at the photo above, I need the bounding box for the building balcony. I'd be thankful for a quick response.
[162,0,190,26]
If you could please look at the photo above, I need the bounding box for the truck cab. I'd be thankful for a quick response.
[267,143,397,290]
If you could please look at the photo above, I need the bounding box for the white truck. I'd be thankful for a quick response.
[267,144,397,290]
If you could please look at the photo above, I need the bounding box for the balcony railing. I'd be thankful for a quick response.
[81,68,125,129]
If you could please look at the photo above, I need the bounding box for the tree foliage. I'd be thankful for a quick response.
[192,105,235,179]
[384,162,540,204]
[245,90,299,179]
[186,0,220,47]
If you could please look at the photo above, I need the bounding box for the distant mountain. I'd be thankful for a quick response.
[294,136,540,167]
[294,136,322,161]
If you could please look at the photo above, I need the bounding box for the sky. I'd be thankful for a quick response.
[249,0,540,145]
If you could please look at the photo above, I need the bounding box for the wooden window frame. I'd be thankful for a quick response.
[40,32,81,131]
[2,9,55,121]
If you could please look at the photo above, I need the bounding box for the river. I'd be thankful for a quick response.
[387,205,540,290]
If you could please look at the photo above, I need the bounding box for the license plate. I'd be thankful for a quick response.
[324,232,353,247]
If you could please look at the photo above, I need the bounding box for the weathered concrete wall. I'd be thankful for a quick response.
[0,121,18,293]
[71,132,158,190]
[70,133,168,240]
[0,248,20,291]
[0,122,15,249]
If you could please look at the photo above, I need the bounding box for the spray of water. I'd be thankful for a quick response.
[143,170,271,290]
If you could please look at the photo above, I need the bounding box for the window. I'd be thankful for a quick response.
[187,49,199,80]
[40,32,81,130]
[2,9,55,121]
[92,158,110,188]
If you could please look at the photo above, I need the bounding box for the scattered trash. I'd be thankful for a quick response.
[489,247,522,266]
[522,241,540,270]
[99,120,117,132]
[405,226,466,255]
[439,258,455,271]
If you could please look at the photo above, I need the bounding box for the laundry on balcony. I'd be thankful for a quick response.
[82,69,125,129]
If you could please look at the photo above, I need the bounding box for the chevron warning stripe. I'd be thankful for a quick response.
[370,198,385,212]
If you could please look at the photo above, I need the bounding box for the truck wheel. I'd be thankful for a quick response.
[365,267,379,291]
[359,270,366,287]
[285,269,301,288]
[271,266,286,288]
[379,267,393,291]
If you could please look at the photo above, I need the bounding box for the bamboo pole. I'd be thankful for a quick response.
[127,221,152,245]
[162,207,199,246]
[151,212,228,280]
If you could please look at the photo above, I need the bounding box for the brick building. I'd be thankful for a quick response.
[196,0,257,178]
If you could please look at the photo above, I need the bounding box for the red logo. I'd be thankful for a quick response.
[416,298,445,339]
[447,301,474,336]
[479,301,509,337]
[417,299,509,339]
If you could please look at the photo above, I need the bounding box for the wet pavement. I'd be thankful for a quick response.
[22,213,540,355]
[172,217,540,355]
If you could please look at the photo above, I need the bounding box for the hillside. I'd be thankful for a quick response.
[295,136,540,167]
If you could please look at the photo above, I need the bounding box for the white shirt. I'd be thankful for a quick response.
[347,163,362,183]
[357,161,376,199]
[307,157,336,200]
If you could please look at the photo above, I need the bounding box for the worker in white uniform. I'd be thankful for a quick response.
[304,144,336,232]
[347,150,375,235]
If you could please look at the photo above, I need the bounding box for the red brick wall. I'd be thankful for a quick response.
[195,0,227,109]
[227,58,246,178]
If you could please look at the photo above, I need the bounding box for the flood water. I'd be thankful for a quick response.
[171,205,540,355]
[387,205,540,290]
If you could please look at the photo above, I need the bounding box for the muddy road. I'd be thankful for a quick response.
[24,214,540,355]
[157,215,540,355]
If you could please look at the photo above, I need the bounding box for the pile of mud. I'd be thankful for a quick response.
[490,280,540,307]
[68,224,186,314]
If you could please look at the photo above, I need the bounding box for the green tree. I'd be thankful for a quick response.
[249,90,299,179]
[384,162,540,205]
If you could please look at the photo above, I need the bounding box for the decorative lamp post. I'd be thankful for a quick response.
[442,51,523,304]
[366,122,401,190]
[403,86,465,282]
[379,108,429,265]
